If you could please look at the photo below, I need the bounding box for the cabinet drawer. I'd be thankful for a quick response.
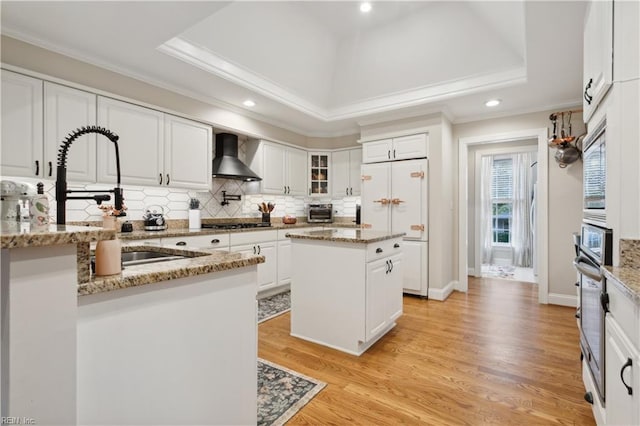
[365,238,403,263]
[162,234,229,250]
[229,230,278,246]
[607,278,638,348]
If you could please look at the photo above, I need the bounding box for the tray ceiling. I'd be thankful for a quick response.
[1,1,586,136]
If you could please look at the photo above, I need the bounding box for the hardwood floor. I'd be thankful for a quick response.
[258,277,596,425]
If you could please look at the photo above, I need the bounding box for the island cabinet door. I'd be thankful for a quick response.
[366,257,391,339]
[387,253,403,321]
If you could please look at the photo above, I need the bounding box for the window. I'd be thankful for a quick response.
[491,157,513,244]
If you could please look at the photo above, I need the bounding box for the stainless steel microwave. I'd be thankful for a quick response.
[307,203,333,223]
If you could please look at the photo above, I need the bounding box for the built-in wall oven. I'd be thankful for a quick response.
[574,222,612,406]
[583,119,607,226]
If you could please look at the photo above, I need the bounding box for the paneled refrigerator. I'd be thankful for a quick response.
[361,159,428,296]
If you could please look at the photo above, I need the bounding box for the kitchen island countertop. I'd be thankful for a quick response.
[286,228,405,244]
[79,244,264,296]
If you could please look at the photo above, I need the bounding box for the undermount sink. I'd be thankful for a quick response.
[121,250,190,266]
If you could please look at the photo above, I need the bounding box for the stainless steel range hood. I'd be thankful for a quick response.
[212,133,261,182]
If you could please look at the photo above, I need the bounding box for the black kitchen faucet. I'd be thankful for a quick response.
[55,126,125,224]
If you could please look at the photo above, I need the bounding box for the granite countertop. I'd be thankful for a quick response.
[118,221,357,241]
[1,222,115,249]
[603,266,640,304]
[602,239,640,304]
[286,228,405,244]
[78,243,265,296]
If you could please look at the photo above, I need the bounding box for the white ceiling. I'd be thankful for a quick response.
[0,1,587,137]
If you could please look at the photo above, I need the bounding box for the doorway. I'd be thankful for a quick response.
[457,128,549,303]
[472,143,538,284]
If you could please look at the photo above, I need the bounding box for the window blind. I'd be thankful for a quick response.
[491,158,513,199]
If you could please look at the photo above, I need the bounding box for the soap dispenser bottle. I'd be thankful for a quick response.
[29,182,50,230]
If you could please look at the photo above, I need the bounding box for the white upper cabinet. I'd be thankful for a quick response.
[331,148,362,197]
[362,133,428,163]
[44,82,97,183]
[287,146,307,196]
[97,97,164,187]
[1,70,43,178]
[613,0,640,82]
[246,140,307,195]
[583,0,613,122]
[308,152,330,196]
[97,97,211,189]
[164,115,212,190]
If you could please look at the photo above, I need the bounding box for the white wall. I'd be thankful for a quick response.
[454,109,585,300]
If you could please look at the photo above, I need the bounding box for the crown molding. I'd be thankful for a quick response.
[159,36,528,123]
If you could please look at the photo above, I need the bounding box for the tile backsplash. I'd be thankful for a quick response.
[0,176,359,222]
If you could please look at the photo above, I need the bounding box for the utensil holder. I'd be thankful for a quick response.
[262,212,271,223]
[189,209,201,230]
[95,238,121,276]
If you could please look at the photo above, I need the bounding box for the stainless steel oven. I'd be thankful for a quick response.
[583,118,607,226]
[307,203,333,223]
[574,222,612,406]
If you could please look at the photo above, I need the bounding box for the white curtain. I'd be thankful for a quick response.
[480,156,494,264]
[511,152,534,267]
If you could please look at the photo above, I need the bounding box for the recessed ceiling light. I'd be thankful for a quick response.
[485,99,501,107]
[360,2,372,13]
[243,100,256,107]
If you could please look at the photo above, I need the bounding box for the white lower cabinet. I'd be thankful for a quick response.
[605,316,638,426]
[401,240,428,295]
[161,234,229,250]
[365,253,402,340]
[230,230,278,291]
[290,236,403,355]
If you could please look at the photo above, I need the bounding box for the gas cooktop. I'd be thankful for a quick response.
[201,222,272,230]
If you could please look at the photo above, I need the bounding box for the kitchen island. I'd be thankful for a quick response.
[0,222,263,426]
[286,228,405,356]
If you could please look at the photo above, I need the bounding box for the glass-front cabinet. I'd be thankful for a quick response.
[308,152,330,196]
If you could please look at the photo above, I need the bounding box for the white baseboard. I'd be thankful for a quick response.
[428,281,456,301]
[467,267,475,275]
[548,293,577,308]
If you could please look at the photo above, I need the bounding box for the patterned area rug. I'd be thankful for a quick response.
[258,358,326,426]
[481,264,516,280]
[258,290,291,323]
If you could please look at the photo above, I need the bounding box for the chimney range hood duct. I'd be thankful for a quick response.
[212,133,261,182]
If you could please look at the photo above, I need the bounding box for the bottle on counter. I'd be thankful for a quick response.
[188,198,201,230]
[29,182,49,230]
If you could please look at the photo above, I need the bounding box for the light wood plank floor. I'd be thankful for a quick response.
[258,277,596,425]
